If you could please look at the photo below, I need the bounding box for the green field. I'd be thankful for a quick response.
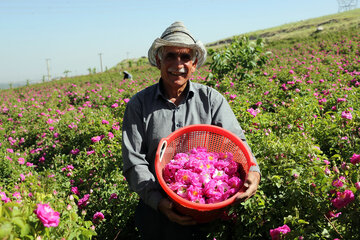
[1,8,359,240]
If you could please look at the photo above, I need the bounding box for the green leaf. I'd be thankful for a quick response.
[0,223,12,238]
[298,219,310,225]
[11,217,25,228]
[321,228,330,238]
[20,224,32,237]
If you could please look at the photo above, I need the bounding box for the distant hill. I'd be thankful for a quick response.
[2,8,359,91]
[206,8,360,48]
[0,82,27,90]
[113,8,360,70]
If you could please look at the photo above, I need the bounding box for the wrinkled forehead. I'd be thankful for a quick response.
[162,46,194,54]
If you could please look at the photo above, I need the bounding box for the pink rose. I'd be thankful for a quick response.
[93,212,105,222]
[331,189,355,209]
[326,210,342,219]
[350,153,360,165]
[1,191,11,203]
[229,94,237,100]
[78,194,90,208]
[34,203,60,227]
[18,158,25,165]
[109,193,118,200]
[108,132,114,139]
[270,224,291,240]
[71,187,80,195]
[332,176,346,188]
[91,135,104,143]
[247,108,261,117]
[341,111,352,120]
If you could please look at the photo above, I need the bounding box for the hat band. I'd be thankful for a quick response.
[161,31,196,43]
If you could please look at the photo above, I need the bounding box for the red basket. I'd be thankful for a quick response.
[155,124,255,223]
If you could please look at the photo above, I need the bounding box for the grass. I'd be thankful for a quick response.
[206,8,360,49]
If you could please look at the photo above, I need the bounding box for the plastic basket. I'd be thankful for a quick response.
[155,124,255,223]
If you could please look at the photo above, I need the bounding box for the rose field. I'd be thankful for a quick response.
[1,23,359,239]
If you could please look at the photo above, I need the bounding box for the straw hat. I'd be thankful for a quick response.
[148,21,207,68]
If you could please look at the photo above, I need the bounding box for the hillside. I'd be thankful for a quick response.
[108,8,360,74]
[206,8,360,48]
[1,8,359,90]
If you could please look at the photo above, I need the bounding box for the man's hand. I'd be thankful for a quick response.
[158,198,197,226]
[234,171,261,203]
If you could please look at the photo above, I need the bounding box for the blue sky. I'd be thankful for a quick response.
[0,0,348,85]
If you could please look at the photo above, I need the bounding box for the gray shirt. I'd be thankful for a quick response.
[122,79,260,210]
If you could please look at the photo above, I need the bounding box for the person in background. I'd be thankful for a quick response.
[123,71,132,80]
[122,21,261,240]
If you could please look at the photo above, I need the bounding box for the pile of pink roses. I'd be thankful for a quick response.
[163,147,243,204]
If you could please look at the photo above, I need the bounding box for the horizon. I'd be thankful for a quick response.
[0,0,358,87]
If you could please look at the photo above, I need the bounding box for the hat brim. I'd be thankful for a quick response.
[148,38,207,68]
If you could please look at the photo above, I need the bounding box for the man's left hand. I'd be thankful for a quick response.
[234,171,261,203]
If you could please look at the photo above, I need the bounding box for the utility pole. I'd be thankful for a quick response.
[46,58,51,81]
[98,53,103,72]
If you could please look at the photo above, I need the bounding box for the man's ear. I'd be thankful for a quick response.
[190,58,198,72]
[192,58,198,68]
[155,56,161,70]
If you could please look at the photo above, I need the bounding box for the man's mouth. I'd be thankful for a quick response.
[169,71,185,76]
[168,68,187,76]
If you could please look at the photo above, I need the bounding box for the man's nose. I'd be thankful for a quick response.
[172,56,185,66]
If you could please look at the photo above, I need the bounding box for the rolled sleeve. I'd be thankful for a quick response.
[122,96,164,210]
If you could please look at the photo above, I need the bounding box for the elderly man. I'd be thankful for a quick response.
[122,21,261,240]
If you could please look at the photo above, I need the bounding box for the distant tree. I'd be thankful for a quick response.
[88,68,92,74]
[63,70,71,77]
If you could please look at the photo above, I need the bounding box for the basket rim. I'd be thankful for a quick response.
[155,124,255,211]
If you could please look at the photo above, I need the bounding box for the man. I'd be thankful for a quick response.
[122,21,261,240]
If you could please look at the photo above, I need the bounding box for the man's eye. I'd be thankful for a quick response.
[165,53,177,61]
[180,54,192,62]
[164,53,192,62]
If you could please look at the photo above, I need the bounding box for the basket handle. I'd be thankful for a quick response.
[159,139,167,163]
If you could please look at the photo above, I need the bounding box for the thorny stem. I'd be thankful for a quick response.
[324,214,343,239]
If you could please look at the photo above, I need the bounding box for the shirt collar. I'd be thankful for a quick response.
[156,78,194,100]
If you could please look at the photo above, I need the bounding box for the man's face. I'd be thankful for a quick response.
[157,46,197,90]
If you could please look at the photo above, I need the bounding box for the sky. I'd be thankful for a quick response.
[0,0,349,85]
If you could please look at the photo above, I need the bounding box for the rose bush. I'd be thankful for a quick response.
[0,24,359,240]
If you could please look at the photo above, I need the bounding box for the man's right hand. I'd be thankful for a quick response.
[158,198,197,226]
